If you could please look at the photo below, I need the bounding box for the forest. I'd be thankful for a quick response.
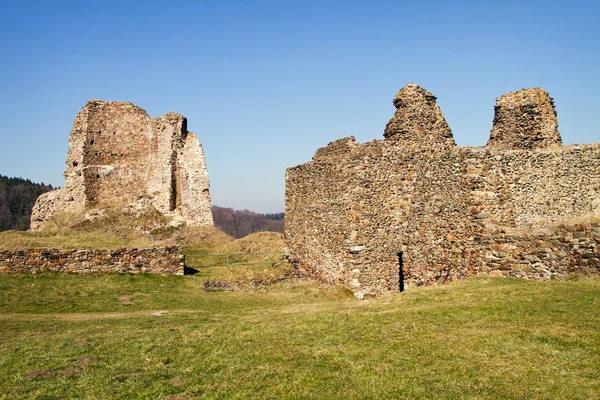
[212,206,284,238]
[0,174,54,231]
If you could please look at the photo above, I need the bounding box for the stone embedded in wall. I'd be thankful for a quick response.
[0,246,184,275]
[30,100,214,230]
[488,88,561,149]
[383,84,455,150]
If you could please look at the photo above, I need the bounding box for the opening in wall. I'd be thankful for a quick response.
[397,251,404,292]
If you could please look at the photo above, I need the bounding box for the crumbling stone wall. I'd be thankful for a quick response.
[31,100,213,230]
[285,85,600,298]
[488,88,561,149]
[0,246,183,274]
[383,83,455,150]
[464,145,600,228]
[175,133,213,225]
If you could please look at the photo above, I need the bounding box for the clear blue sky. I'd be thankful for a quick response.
[1,0,598,213]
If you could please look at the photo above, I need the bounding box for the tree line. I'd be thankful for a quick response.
[265,212,284,221]
[212,206,284,238]
[0,174,54,231]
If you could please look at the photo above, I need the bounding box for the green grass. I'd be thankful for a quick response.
[187,262,293,287]
[1,275,599,399]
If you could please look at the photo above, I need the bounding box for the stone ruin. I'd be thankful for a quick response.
[383,83,455,150]
[31,100,213,230]
[285,85,600,298]
[488,88,561,149]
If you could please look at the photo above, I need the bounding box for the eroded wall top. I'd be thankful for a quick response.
[383,84,455,150]
[488,88,561,149]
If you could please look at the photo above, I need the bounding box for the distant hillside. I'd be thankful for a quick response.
[0,175,54,231]
[212,206,284,238]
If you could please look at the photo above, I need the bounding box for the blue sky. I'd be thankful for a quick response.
[1,0,598,213]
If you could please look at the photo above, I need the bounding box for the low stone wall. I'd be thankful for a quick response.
[0,246,183,275]
[479,224,600,281]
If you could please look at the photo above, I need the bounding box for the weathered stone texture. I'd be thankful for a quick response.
[383,84,455,150]
[0,246,183,274]
[176,133,213,225]
[477,225,600,280]
[31,100,213,230]
[285,85,600,298]
[147,112,187,215]
[488,88,561,149]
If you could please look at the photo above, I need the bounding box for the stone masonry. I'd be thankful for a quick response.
[30,100,213,230]
[0,246,183,275]
[383,83,455,150]
[488,88,561,149]
[285,84,600,298]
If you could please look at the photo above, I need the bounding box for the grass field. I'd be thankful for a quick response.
[1,274,599,399]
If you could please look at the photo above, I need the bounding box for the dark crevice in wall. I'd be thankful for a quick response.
[398,251,404,292]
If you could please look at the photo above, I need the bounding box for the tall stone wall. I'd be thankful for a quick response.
[176,133,213,226]
[78,102,154,209]
[31,101,213,230]
[285,85,600,298]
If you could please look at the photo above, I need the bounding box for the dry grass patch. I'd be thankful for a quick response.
[180,229,291,284]
[0,207,172,250]
[0,208,286,256]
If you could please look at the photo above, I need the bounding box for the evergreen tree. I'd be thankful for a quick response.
[0,174,54,231]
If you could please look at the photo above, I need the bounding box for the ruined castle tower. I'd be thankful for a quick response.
[383,83,455,150]
[487,88,561,149]
[30,100,213,230]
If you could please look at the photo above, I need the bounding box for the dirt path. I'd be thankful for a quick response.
[0,309,205,321]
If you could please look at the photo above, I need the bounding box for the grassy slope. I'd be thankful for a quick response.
[0,209,286,253]
[178,228,289,283]
[0,210,169,250]
[0,275,599,399]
